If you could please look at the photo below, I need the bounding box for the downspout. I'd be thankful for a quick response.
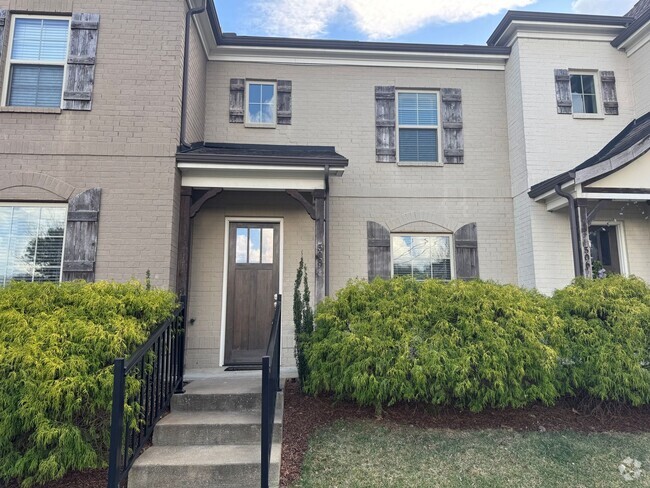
[324,166,330,297]
[180,0,207,150]
[554,181,581,277]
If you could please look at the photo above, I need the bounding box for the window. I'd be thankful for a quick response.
[3,16,70,108]
[235,226,274,264]
[246,81,276,126]
[397,91,440,163]
[589,225,622,276]
[0,205,67,286]
[570,74,597,114]
[391,234,452,280]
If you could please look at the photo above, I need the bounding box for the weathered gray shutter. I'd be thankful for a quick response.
[277,80,292,125]
[375,86,396,163]
[600,71,618,115]
[62,13,100,111]
[229,78,245,123]
[441,88,464,164]
[0,10,7,60]
[367,221,391,281]
[454,223,479,280]
[554,69,572,114]
[63,188,101,282]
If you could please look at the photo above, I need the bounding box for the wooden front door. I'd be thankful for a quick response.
[225,222,280,365]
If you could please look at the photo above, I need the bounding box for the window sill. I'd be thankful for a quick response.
[244,122,277,129]
[0,106,62,114]
[397,161,444,167]
[572,113,604,120]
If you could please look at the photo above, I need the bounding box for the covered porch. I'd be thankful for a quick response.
[530,113,650,282]
[174,143,347,370]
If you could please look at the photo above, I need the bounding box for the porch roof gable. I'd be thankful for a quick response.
[529,111,650,199]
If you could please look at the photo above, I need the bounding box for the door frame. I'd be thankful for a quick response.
[220,216,284,367]
[590,220,629,277]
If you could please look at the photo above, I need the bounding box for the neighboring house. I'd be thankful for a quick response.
[0,0,648,369]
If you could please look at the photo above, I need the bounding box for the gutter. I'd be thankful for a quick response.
[554,181,581,277]
[180,0,207,150]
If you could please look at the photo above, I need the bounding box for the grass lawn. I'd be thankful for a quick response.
[294,420,650,487]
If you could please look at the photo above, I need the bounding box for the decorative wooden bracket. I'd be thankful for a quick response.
[286,190,316,220]
[587,199,608,224]
[190,188,223,218]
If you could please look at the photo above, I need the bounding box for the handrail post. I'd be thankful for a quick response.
[275,295,282,392]
[107,358,126,488]
[175,295,187,394]
[261,356,271,488]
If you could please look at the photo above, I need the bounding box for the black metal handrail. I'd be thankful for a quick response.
[261,294,282,488]
[107,296,186,488]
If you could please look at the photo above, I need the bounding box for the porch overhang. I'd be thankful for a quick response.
[176,142,347,191]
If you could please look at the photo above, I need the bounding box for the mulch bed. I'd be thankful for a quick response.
[280,379,650,487]
[4,469,106,488]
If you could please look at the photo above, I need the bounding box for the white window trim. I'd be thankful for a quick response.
[244,80,277,128]
[568,70,604,119]
[396,89,442,165]
[0,202,68,284]
[1,14,71,108]
[390,232,455,280]
[590,220,629,277]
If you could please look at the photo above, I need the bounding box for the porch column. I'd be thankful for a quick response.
[576,199,593,278]
[314,190,326,304]
[176,187,192,297]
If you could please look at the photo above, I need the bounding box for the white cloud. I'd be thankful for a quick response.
[254,0,537,40]
[571,0,637,15]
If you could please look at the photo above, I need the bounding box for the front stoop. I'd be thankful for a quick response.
[129,377,283,488]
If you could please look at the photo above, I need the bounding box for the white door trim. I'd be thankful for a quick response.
[220,216,284,367]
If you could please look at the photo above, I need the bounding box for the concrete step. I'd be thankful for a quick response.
[128,444,281,488]
[171,377,264,412]
[153,409,283,446]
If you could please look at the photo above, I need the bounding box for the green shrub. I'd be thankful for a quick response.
[293,256,314,388]
[551,275,650,406]
[304,278,561,412]
[0,280,177,487]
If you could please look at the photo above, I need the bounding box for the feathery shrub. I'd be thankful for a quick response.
[0,280,177,487]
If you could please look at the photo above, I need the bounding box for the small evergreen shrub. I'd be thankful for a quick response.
[551,275,650,406]
[0,280,177,487]
[304,278,561,412]
[293,256,314,388]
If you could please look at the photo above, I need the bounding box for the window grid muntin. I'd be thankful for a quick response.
[235,226,274,264]
[391,233,453,281]
[245,81,276,126]
[0,204,67,286]
[396,90,440,163]
[2,15,71,108]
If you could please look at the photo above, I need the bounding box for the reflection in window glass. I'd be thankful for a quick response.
[391,234,452,280]
[248,228,261,263]
[570,74,597,114]
[247,83,275,124]
[235,228,248,263]
[0,205,67,286]
[262,228,274,264]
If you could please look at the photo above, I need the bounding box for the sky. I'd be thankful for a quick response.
[214,0,638,45]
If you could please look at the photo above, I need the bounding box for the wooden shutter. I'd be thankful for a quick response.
[441,88,464,164]
[63,188,101,282]
[62,13,100,111]
[600,71,618,115]
[454,223,479,280]
[554,69,572,114]
[375,86,396,163]
[367,221,391,281]
[277,80,292,125]
[0,10,7,61]
[229,78,245,123]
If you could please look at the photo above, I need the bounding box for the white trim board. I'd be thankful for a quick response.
[219,217,284,367]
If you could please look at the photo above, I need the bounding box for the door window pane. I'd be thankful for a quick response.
[262,228,274,264]
[235,228,248,263]
[248,228,261,263]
